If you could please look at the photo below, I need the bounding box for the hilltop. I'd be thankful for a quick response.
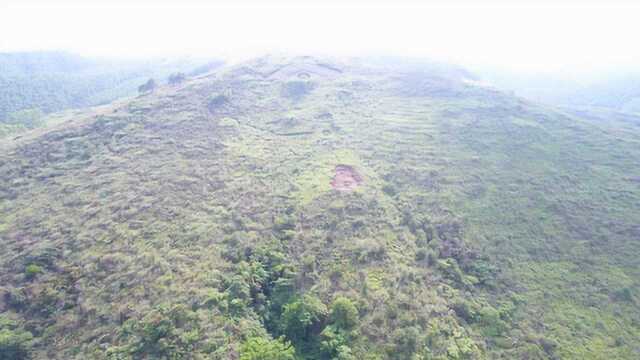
[0,55,639,359]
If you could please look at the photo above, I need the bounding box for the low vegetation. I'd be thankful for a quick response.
[0,56,638,359]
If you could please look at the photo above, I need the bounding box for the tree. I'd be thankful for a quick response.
[0,328,33,360]
[110,304,201,359]
[320,326,355,360]
[168,72,186,85]
[137,79,156,94]
[280,295,327,344]
[329,297,358,330]
[240,337,295,360]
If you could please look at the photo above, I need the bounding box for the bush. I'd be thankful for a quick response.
[320,326,356,359]
[168,72,186,85]
[4,109,44,129]
[0,328,33,360]
[240,336,295,360]
[280,295,327,344]
[382,184,397,196]
[390,326,421,359]
[329,297,358,330]
[115,304,201,358]
[281,81,314,101]
[24,264,43,280]
[207,94,229,114]
[137,79,156,94]
[613,287,634,302]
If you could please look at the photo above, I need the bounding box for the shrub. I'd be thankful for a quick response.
[390,326,421,359]
[137,79,156,94]
[477,306,507,337]
[0,328,33,360]
[5,109,44,129]
[240,336,295,360]
[320,326,354,360]
[382,184,397,196]
[24,264,43,280]
[168,72,186,85]
[116,304,201,358]
[329,297,358,330]
[613,287,634,302]
[207,95,229,113]
[280,295,327,344]
[281,81,314,101]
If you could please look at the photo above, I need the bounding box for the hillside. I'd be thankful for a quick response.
[0,56,639,359]
[0,51,223,136]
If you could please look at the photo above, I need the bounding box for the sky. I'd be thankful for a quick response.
[1,0,639,72]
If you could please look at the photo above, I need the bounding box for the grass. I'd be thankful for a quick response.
[0,56,639,359]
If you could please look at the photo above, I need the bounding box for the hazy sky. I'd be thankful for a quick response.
[1,0,639,72]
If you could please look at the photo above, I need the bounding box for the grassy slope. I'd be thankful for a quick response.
[0,56,639,359]
[0,51,223,137]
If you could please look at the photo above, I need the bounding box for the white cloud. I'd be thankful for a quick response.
[1,0,639,71]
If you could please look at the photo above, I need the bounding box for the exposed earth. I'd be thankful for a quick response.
[330,165,363,191]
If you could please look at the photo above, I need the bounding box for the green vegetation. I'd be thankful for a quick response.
[137,79,157,95]
[240,337,295,360]
[0,55,639,359]
[0,51,222,136]
[0,316,33,360]
[23,264,43,280]
[168,73,187,85]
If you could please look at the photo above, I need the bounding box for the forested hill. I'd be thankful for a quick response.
[0,51,223,132]
[0,56,639,359]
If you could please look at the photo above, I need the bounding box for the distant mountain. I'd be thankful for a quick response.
[0,51,223,133]
[0,56,639,359]
[474,66,640,114]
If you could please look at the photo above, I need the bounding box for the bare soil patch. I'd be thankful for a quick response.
[331,165,363,191]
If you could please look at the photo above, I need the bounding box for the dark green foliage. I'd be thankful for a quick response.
[280,295,328,345]
[109,304,201,359]
[0,317,33,360]
[613,287,635,303]
[381,184,397,196]
[0,330,32,360]
[464,257,498,287]
[0,51,222,124]
[23,264,42,281]
[281,80,315,101]
[2,109,44,129]
[390,326,421,359]
[240,337,295,360]
[168,72,186,85]
[319,326,355,360]
[207,94,229,114]
[329,297,358,331]
[137,79,157,94]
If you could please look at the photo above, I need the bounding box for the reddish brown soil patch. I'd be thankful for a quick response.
[331,165,363,191]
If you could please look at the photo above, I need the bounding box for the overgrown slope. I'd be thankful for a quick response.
[0,51,223,135]
[0,56,639,359]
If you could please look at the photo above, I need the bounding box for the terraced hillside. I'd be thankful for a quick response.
[0,56,639,359]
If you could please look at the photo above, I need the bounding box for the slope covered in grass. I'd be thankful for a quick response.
[0,51,223,136]
[0,56,639,359]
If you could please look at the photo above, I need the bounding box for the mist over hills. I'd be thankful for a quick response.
[0,54,639,359]
[473,66,640,115]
